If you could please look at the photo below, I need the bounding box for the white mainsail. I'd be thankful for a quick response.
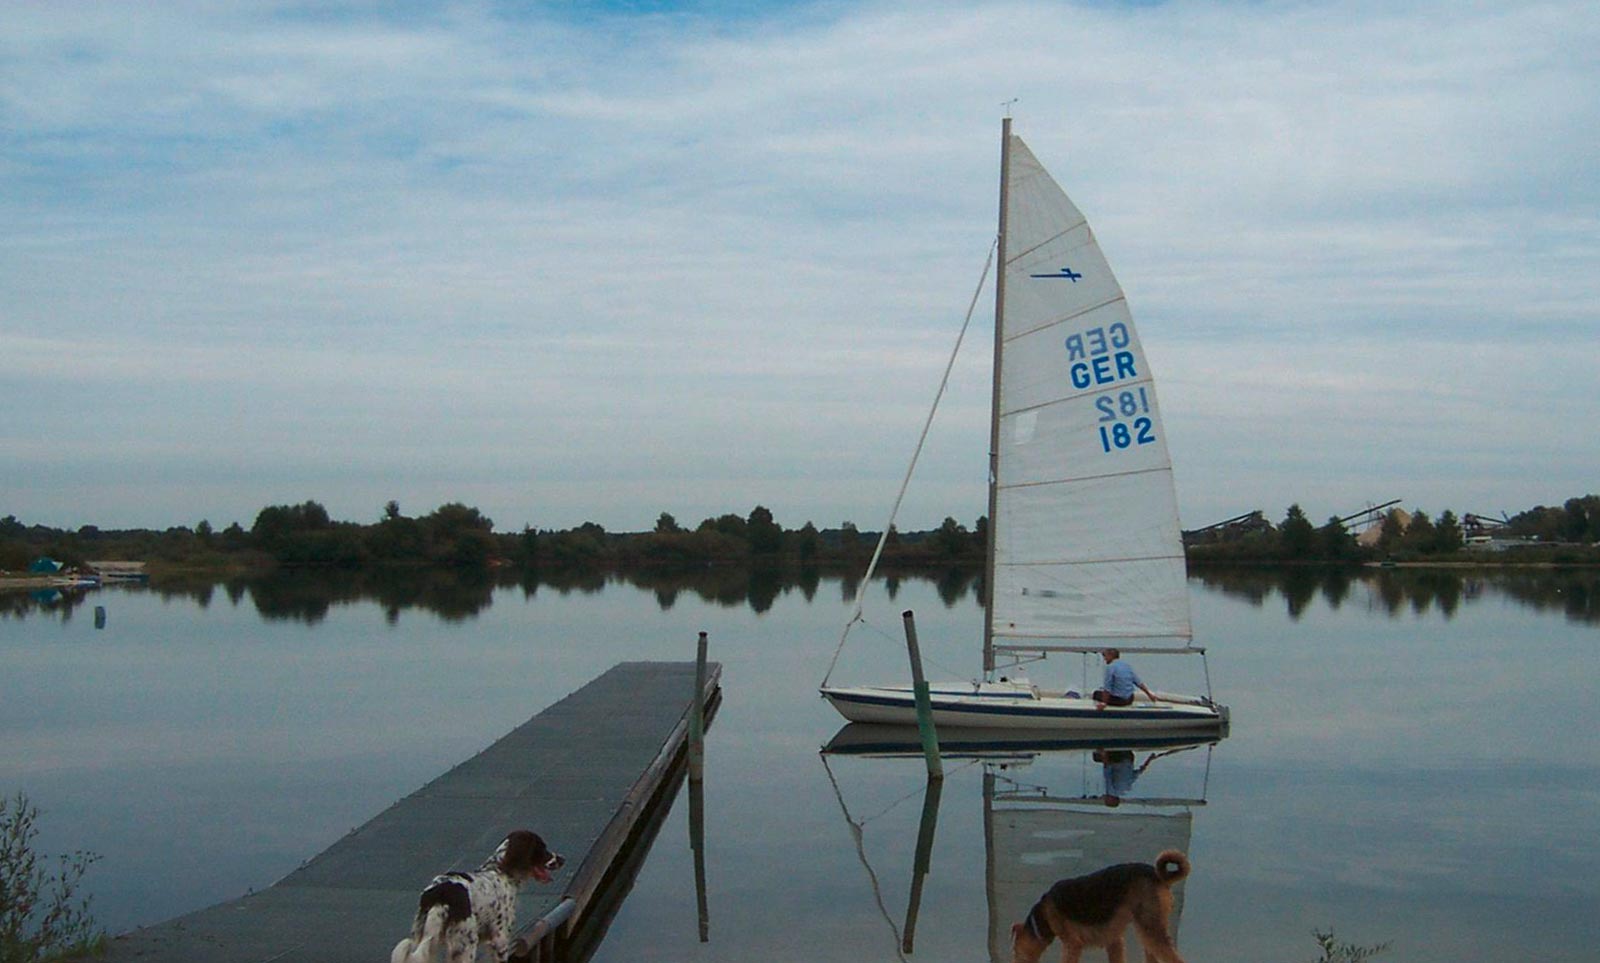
[990,133,1191,648]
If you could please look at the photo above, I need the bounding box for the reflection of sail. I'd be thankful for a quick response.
[981,744,1212,963]
[818,726,1217,963]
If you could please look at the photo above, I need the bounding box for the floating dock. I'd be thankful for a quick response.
[97,660,721,963]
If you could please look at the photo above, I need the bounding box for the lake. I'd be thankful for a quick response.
[3,566,1598,962]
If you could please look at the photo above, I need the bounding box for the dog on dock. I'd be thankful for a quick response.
[391,830,564,963]
[1010,849,1189,963]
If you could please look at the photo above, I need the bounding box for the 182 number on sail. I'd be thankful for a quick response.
[1095,388,1155,453]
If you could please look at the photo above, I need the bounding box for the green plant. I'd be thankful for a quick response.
[1311,928,1392,962]
[0,793,104,963]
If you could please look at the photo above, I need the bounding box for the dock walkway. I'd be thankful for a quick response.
[100,660,721,963]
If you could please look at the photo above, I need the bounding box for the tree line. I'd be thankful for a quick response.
[3,494,1597,577]
[0,502,987,575]
[1185,495,1600,563]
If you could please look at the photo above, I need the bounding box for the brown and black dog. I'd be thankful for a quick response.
[1010,849,1189,963]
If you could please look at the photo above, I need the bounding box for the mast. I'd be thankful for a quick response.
[983,116,1010,676]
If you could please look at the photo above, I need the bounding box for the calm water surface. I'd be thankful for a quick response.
[3,568,1598,961]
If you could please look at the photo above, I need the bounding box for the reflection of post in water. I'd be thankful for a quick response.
[689,763,708,943]
[557,644,720,963]
[689,631,710,943]
[900,775,943,954]
[818,752,920,963]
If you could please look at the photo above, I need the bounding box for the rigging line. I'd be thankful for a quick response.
[819,752,909,963]
[849,757,982,827]
[856,615,902,646]
[919,650,969,682]
[820,236,999,688]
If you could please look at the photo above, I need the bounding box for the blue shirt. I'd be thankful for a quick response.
[1102,659,1143,699]
[1102,754,1138,796]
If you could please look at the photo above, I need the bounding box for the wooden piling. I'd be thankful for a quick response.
[901,610,943,779]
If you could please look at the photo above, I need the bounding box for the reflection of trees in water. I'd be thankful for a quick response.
[246,568,498,624]
[6,565,1596,625]
[1189,566,1599,624]
[1494,568,1599,624]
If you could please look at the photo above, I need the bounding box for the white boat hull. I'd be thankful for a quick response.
[820,681,1227,733]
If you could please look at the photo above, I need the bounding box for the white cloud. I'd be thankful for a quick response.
[3,0,1597,531]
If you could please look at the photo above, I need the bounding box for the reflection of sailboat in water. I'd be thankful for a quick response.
[820,726,1216,963]
[983,742,1213,963]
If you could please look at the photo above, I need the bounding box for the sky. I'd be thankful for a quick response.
[4,0,1597,535]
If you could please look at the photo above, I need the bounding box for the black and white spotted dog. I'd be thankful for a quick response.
[390,830,565,963]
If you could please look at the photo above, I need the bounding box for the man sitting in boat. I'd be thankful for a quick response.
[1093,648,1161,708]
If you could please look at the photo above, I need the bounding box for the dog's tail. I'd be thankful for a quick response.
[1153,849,1190,884]
[391,905,449,963]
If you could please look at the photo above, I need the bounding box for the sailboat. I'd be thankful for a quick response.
[820,119,1226,734]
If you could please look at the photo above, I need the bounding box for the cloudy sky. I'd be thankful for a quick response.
[4,0,1597,535]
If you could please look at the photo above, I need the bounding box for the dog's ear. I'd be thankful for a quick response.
[496,831,539,873]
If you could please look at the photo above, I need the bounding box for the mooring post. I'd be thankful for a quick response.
[901,610,943,779]
[690,631,707,783]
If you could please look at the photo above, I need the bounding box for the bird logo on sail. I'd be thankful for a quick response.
[1030,266,1083,282]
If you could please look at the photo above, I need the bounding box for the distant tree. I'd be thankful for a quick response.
[932,516,969,558]
[221,522,249,550]
[1434,510,1464,554]
[1279,504,1316,559]
[384,500,402,521]
[746,505,782,555]
[699,514,746,541]
[1563,496,1600,542]
[421,503,496,567]
[1318,515,1356,560]
[1403,510,1436,553]
[655,512,681,534]
[1509,503,1569,542]
[544,522,609,566]
[251,501,332,550]
[1378,509,1407,552]
[795,521,820,563]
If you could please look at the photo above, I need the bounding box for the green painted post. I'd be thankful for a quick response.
[901,610,943,779]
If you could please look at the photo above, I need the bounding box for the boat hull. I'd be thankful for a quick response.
[819,683,1227,733]
[822,722,1222,756]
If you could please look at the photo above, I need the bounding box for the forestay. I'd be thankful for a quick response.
[990,135,1190,647]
